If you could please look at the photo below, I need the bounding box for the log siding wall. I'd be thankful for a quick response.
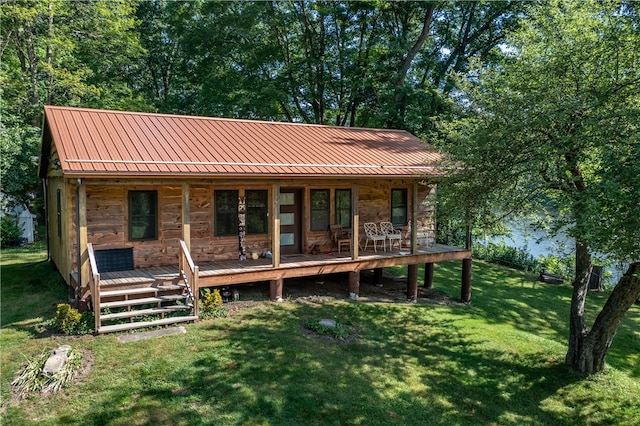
[51,178,435,287]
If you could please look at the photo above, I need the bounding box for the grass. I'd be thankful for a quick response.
[1,244,639,425]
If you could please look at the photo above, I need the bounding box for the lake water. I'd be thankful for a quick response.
[489,219,574,258]
[487,219,625,284]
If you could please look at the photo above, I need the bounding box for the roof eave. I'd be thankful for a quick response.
[60,171,441,180]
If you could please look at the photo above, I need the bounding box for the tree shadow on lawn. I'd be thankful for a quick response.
[431,261,640,378]
[78,302,594,425]
[0,260,68,330]
[432,261,574,342]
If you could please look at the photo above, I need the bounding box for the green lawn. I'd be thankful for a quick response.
[1,244,638,425]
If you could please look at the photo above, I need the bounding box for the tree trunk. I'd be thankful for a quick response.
[387,4,435,129]
[569,262,640,374]
[565,240,591,369]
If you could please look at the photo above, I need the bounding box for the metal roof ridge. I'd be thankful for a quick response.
[44,105,411,133]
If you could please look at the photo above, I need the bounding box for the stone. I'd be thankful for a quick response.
[118,326,186,343]
[42,345,72,375]
[319,319,337,328]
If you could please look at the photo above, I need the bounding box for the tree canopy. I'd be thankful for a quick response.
[1,0,523,206]
[434,0,640,374]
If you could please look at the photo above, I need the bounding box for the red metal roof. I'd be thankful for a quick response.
[42,106,441,178]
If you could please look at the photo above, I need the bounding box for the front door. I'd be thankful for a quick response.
[279,188,302,255]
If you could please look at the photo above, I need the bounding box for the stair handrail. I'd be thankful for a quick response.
[87,243,101,332]
[178,239,199,316]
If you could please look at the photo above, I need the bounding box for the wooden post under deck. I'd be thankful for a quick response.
[373,268,383,286]
[407,264,418,302]
[461,257,472,303]
[270,278,283,302]
[348,270,360,299]
[424,262,434,289]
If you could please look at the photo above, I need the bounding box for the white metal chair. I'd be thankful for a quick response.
[363,222,386,253]
[330,224,351,254]
[380,221,402,251]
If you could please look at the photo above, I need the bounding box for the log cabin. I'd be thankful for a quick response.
[39,106,471,333]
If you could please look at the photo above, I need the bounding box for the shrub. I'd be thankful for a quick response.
[472,241,540,272]
[50,304,93,335]
[200,288,223,310]
[75,311,96,334]
[473,241,578,283]
[199,288,228,318]
[538,254,575,281]
[0,214,23,247]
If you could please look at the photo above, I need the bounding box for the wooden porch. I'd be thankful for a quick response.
[85,240,470,333]
[98,243,471,294]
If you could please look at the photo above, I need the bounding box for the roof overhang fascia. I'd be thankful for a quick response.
[60,171,441,180]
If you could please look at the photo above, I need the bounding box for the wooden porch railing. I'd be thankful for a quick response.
[179,239,199,317]
[86,243,101,332]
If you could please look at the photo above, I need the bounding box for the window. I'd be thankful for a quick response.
[335,189,352,229]
[246,190,268,234]
[129,191,158,240]
[391,188,408,226]
[310,189,329,231]
[215,190,238,236]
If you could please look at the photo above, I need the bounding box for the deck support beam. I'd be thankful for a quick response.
[461,257,472,303]
[348,270,360,299]
[270,278,283,302]
[407,264,418,302]
[424,262,434,289]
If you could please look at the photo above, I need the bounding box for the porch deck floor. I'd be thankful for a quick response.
[99,244,470,288]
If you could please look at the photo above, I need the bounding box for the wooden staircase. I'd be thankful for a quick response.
[96,283,198,334]
[87,241,199,334]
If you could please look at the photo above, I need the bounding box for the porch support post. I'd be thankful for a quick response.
[348,270,360,300]
[410,182,418,255]
[407,264,418,302]
[461,257,472,303]
[351,184,359,260]
[424,262,434,289]
[270,278,283,302]
[77,179,88,296]
[373,268,383,286]
[272,183,280,268]
[182,183,190,250]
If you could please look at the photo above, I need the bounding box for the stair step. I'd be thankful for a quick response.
[97,315,198,334]
[100,284,186,298]
[99,276,156,287]
[100,294,187,309]
[100,305,193,321]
